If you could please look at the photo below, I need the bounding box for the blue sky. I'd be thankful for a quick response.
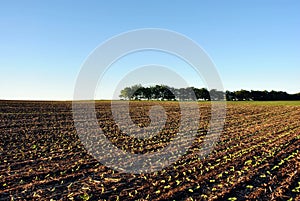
[0,0,299,100]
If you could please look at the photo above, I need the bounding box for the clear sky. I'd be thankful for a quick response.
[1,0,299,100]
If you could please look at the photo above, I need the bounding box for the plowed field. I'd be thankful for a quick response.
[1,100,299,200]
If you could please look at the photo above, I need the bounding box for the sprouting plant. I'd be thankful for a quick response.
[80,193,90,201]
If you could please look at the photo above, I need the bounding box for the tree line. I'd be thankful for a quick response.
[119,84,300,101]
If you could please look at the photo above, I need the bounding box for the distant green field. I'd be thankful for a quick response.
[226,100,300,106]
[93,100,300,106]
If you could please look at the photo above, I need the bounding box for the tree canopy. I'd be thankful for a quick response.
[119,85,300,101]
